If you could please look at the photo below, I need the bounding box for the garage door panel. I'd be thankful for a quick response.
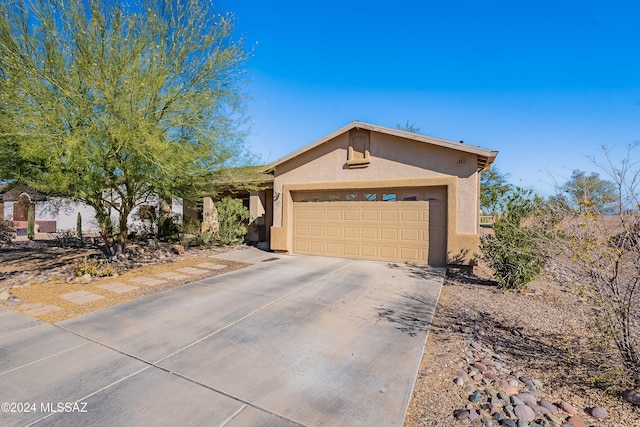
[344,210,359,220]
[310,242,324,253]
[400,229,420,241]
[380,210,398,221]
[292,187,447,265]
[327,226,341,237]
[295,241,310,252]
[344,227,359,238]
[401,210,420,222]
[361,245,377,257]
[362,209,378,221]
[380,246,398,259]
[400,247,420,260]
[326,209,341,220]
[361,227,377,239]
[326,243,341,255]
[295,225,310,236]
[295,209,311,220]
[343,244,359,256]
[380,228,398,240]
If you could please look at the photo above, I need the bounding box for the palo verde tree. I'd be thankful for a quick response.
[0,0,251,255]
[480,167,514,216]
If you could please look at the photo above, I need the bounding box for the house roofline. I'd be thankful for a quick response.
[266,120,498,171]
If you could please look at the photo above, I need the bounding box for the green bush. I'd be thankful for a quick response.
[214,197,250,245]
[479,188,548,289]
[0,220,15,243]
[157,214,182,241]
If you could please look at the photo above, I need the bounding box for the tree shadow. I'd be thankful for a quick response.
[376,293,439,337]
[445,267,497,287]
[386,262,445,281]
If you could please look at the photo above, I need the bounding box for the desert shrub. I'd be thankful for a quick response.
[479,188,548,289]
[0,220,15,243]
[74,257,115,277]
[189,229,216,247]
[214,197,250,245]
[545,145,640,392]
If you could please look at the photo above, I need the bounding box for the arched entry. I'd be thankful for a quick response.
[13,193,34,222]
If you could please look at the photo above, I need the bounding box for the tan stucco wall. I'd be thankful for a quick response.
[270,130,482,264]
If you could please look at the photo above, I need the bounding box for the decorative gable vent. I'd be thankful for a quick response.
[347,128,371,168]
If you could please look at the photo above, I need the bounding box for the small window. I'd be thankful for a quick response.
[328,195,340,202]
[403,195,418,201]
[383,193,397,202]
[312,197,323,202]
[345,193,357,201]
[365,193,377,201]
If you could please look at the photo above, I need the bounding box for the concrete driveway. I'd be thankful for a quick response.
[0,249,444,427]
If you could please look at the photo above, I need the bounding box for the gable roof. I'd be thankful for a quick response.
[266,121,498,171]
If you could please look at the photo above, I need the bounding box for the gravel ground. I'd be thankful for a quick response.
[1,243,250,323]
[405,269,640,426]
[3,242,639,425]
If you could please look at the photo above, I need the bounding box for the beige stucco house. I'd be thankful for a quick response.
[205,121,497,266]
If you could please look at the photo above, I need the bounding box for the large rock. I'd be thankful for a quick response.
[623,389,640,406]
[513,403,535,421]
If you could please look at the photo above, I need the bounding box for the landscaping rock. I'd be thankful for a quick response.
[566,416,586,427]
[539,400,558,414]
[559,401,577,415]
[514,403,535,421]
[622,389,640,406]
[590,406,607,419]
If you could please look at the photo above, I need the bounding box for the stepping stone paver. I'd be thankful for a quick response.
[25,305,63,316]
[98,283,139,294]
[60,291,105,305]
[128,277,167,286]
[176,267,209,275]
[195,263,227,270]
[155,272,190,280]
[17,303,44,311]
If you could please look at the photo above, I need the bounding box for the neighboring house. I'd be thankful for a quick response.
[203,121,497,266]
[0,184,183,235]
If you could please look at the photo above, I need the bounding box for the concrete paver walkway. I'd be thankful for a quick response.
[0,250,443,427]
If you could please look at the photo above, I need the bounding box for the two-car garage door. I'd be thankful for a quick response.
[292,187,447,266]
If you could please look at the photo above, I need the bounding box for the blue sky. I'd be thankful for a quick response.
[220,0,640,195]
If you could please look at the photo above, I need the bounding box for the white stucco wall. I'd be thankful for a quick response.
[4,201,14,221]
[35,198,100,233]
